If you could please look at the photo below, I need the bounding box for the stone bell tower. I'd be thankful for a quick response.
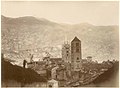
[62,41,71,63]
[71,37,82,71]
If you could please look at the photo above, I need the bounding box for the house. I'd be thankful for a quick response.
[43,57,62,67]
[48,79,58,88]
[27,61,47,76]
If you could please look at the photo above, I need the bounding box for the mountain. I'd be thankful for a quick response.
[1,15,119,66]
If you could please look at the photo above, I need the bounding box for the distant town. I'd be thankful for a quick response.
[2,36,118,87]
[1,1,119,87]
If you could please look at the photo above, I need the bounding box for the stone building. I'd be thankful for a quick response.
[48,79,58,88]
[62,42,71,63]
[71,37,82,71]
[51,66,59,79]
[43,57,62,67]
[51,63,67,81]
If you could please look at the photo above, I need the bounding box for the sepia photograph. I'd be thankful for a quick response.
[1,1,119,87]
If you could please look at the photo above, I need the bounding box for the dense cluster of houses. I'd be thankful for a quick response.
[2,36,116,87]
[25,37,93,86]
[26,36,113,87]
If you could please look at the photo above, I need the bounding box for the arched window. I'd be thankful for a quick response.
[66,51,69,53]
[77,57,79,60]
[67,54,68,56]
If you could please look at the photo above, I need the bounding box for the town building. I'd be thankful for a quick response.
[43,57,62,67]
[51,62,67,81]
[27,61,47,76]
[48,79,58,88]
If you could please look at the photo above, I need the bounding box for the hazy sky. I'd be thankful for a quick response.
[1,1,119,25]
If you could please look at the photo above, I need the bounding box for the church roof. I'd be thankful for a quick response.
[50,58,62,60]
[71,36,80,42]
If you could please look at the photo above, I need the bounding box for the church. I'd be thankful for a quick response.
[62,36,82,72]
[27,36,83,82]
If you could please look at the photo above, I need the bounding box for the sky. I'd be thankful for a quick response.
[1,1,119,25]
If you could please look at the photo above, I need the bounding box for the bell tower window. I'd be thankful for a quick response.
[67,54,68,56]
[76,43,79,52]
[76,49,79,52]
[77,57,79,60]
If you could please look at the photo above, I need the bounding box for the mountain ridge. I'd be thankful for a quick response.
[2,15,118,26]
[1,15,119,65]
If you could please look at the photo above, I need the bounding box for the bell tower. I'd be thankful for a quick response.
[71,37,82,71]
[62,41,71,63]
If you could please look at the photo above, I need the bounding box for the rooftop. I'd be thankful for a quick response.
[71,36,81,42]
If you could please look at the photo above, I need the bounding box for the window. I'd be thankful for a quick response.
[66,51,69,53]
[71,47,73,53]
[67,54,68,56]
[76,48,79,52]
[66,47,69,49]
[76,43,79,47]
[77,57,79,60]
[76,43,79,52]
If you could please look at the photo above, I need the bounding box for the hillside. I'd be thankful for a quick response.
[1,58,47,85]
[92,61,119,87]
[1,15,119,65]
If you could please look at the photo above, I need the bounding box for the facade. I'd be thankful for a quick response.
[71,37,82,71]
[56,65,67,81]
[51,63,67,81]
[62,42,71,63]
[51,66,59,79]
